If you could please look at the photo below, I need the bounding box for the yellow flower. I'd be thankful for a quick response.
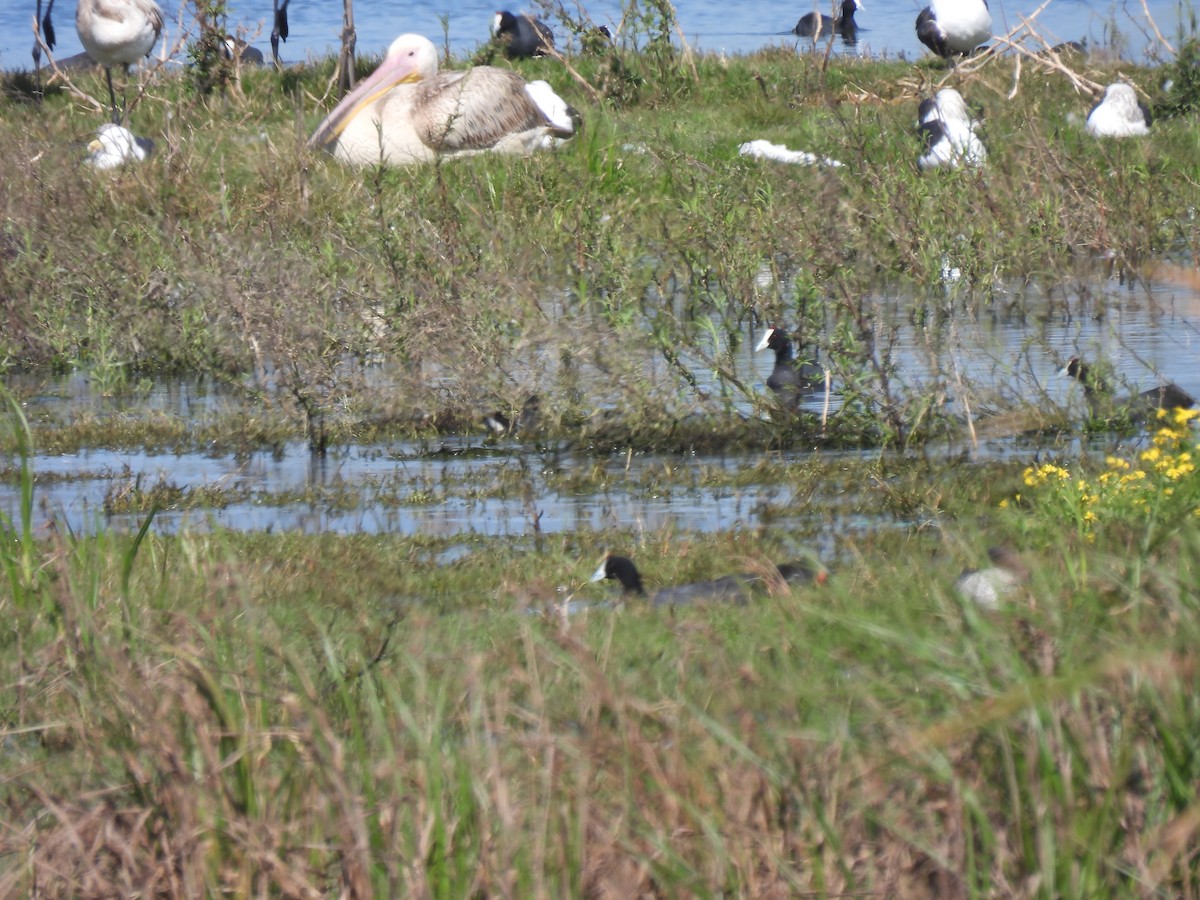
[999,498,1009,509]
[1176,407,1200,426]
[1142,447,1162,463]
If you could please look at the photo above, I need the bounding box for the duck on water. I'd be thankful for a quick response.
[1060,357,1195,417]
[792,0,863,42]
[755,327,826,404]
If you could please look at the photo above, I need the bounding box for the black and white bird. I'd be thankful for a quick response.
[915,0,991,59]
[1086,83,1152,138]
[792,0,862,41]
[917,88,986,170]
[86,123,153,169]
[755,326,825,402]
[75,0,163,124]
[591,554,826,609]
[1060,357,1194,413]
[491,10,555,59]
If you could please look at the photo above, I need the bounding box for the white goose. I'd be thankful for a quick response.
[308,33,578,167]
[75,0,163,124]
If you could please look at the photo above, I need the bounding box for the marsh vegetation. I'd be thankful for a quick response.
[2,14,1200,896]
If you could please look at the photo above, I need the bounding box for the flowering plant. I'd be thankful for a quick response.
[1002,408,1200,553]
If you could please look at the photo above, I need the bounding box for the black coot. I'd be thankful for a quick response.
[491,10,555,59]
[793,0,861,40]
[1060,357,1195,415]
[591,554,826,609]
[755,327,825,402]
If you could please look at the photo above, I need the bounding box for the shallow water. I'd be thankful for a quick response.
[1,0,1191,71]
[2,271,1197,539]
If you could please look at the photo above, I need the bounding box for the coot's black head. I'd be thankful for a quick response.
[755,326,794,360]
[1059,356,1102,392]
[591,554,646,596]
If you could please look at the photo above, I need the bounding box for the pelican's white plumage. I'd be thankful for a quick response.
[1087,83,1151,138]
[308,33,578,167]
[917,88,986,170]
[76,0,163,124]
[86,122,153,169]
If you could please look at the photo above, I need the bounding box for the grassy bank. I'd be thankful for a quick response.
[2,413,1199,894]
[3,24,1200,896]
[3,39,1200,449]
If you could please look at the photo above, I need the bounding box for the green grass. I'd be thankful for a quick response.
[3,44,1199,450]
[3,31,1200,897]
[1,470,1198,894]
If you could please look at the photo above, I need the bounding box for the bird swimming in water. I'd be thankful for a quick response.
[755,326,825,403]
[75,0,163,124]
[1060,356,1194,415]
[491,10,555,59]
[917,88,986,170]
[1086,83,1151,138]
[483,395,541,436]
[308,33,579,167]
[915,0,991,59]
[792,0,862,41]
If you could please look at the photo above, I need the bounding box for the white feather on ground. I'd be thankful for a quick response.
[738,140,843,168]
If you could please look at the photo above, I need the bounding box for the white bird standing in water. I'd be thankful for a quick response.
[1087,83,1152,138]
[308,33,578,167]
[75,0,163,124]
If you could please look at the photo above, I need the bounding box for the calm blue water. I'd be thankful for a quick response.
[2,0,1194,69]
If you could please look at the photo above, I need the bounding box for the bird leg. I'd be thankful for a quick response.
[33,0,56,99]
[106,66,121,124]
[271,0,290,66]
[337,0,356,94]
